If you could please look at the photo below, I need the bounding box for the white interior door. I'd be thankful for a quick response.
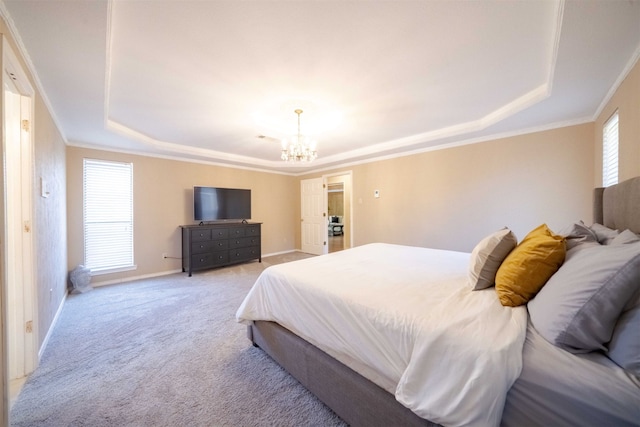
[301,178,327,255]
[4,42,36,381]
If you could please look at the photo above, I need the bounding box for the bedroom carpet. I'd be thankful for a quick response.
[10,252,347,427]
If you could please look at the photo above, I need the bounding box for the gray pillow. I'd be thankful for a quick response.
[528,242,640,353]
[559,221,599,250]
[590,223,620,245]
[611,229,640,245]
[607,288,640,377]
[468,227,517,290]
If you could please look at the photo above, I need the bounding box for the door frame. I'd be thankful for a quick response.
[2,36,37,386]
[324,171,353,250]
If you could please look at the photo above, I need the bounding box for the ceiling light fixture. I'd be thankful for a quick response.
[281,109,317,162]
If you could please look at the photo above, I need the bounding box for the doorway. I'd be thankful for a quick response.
[326,172,352,253]
[2,37,37,406]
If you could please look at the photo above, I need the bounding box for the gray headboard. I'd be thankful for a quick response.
[593,176,640,234]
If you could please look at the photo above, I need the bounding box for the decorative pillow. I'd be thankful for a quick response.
[590,223,620,244]
[468,228,517,290]
[607,286,640,377]
[559,221,599,251]
[495,224,566,307]
[528,242,640,353]
[611,229,640,245]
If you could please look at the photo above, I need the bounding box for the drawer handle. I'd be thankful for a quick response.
[219,255,224,259]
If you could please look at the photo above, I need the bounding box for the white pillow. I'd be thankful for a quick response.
[469,228,517,290]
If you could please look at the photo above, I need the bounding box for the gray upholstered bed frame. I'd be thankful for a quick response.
[249,176,640,427]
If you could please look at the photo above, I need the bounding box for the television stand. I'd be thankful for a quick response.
[181,222,262,276]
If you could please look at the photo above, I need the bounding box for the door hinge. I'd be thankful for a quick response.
[22,119,30,132]
[26,320,33,333]
[24,220,31,233]
[324,241,327,246]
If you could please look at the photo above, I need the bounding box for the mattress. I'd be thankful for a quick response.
[503,319,640,427]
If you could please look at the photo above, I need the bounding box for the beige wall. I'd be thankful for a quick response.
[301,123,595,253]
[33,92,68,348]
[594,58,640,184]
[66,147,298,284]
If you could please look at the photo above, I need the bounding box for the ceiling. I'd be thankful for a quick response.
[2,1,639,174]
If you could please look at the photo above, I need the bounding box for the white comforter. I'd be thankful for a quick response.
[236,243,528,427]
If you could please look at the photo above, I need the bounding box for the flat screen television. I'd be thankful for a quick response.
[193,186,251,222]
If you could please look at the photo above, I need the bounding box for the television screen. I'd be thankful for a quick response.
[194,187,251,221]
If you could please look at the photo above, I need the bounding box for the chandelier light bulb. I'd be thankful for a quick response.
[281,109,318,162]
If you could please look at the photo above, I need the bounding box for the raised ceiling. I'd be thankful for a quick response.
[2,0,640,174]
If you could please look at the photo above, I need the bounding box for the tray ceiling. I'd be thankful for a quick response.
[2,0,639,174]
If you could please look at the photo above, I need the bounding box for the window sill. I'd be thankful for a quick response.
[89,265,137,276]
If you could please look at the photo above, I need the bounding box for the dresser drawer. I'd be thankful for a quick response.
[190,253,214,269]
[210,250,229,266]
[230,246,260,262]
[190,228,211,241]
[245,225,260,236]
[229,226,246,238]
[191,239,229,254]
[230,236,260,248]
[210,228,229,240]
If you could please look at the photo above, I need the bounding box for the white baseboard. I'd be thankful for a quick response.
[91,269,183,288]
[38,290,68,361]
[262,249,299,257]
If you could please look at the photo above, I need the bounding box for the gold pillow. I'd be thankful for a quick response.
[495,224,566,307]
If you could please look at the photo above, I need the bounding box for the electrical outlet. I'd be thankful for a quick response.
[162,253,167,259]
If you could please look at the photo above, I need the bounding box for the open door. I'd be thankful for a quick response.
[300,177,327,255]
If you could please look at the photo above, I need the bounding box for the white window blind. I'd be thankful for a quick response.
[83,159,134,273]
[602,112,619,187]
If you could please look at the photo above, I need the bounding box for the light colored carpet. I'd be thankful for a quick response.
[10,253,347,426]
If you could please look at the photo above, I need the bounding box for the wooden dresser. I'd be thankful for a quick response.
[181,222,261,276]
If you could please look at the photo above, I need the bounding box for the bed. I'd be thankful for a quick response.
[236,176,640,427]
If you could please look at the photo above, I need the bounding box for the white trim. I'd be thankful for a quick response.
[3,35,38,380]
[593,42,640,121]
[38,290,67,360]
[66,139,300,177]
[89,250,302,286]
[323,170,353,250]
[89,265,137,276]
[91,269,182,287]
[300,116,593,176]
[68,114,593,179]
[263,249,299,257]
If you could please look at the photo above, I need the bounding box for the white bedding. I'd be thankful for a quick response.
[236,243,528,427]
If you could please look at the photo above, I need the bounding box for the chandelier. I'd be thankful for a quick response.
[281,109,317,162]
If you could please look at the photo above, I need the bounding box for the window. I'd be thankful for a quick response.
[602,112,619,187]
[83,159,134,274]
